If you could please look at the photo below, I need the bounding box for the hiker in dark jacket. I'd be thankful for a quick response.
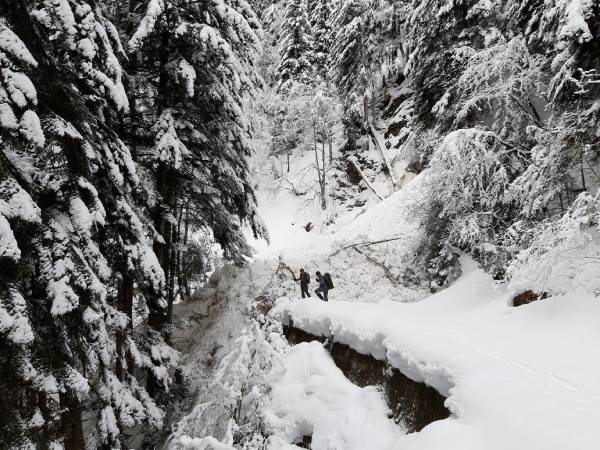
[294,268,311,298]
[314,271,328,302]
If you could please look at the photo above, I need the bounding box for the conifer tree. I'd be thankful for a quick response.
[127,0,268,330]
[276,0,314,92]
[309,0,332,80]
[401,0,599,283]
[0,1,176,447]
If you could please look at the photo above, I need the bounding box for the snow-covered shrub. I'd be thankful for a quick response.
[508,191,600,296]
[170,317,287,449]
[422,129,514,273]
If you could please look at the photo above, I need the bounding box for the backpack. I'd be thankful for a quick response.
[324,273,334,289]
[304,272,310,284]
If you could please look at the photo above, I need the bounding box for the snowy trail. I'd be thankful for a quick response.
[173,147,600,449]
[272,258,600,450]
[438,329,600,400]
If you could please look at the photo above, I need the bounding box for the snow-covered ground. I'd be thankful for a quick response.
[172,130,600,450]
[264,341,404,450]
[273,256,600,450]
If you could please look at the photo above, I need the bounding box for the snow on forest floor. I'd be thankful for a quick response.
[247,167,430,304]
[171,157,600,450]
[273,256,600,450]
[167,170,436,448]
[264,341,404,450]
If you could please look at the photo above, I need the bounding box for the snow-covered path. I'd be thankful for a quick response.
[273,257,600,450]
[171,154,600,450]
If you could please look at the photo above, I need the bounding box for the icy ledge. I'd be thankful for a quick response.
[271,256,600,450]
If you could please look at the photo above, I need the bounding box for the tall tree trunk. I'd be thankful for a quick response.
[167,221,177,327]
[182,209,191,299]
[321,141,327,210]
[164,194,178,343]
[37,392,52,450]
[149,17,173,330]
[116,273,134,381]
[363,94,370,151]
[60,392,85,450]
[581,156,587,191]
[150,169,167,330]
[313,122,326,210]
[154,16,176,333]
[371,91,376,123]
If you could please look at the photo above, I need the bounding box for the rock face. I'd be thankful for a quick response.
[284,325,450,433]
[512,290,548,307]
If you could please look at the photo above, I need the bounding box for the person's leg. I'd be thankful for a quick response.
[323,288,328,302]
[305,287,311,297]
[301,288,306,298]
[315,286,323,300]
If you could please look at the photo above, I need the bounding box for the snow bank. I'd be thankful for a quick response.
[247,167,429,304]
[272,256,600,450]
[333,172,425,245]
[264,341,404,449]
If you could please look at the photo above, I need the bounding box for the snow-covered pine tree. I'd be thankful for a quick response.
[327,0,398,156]
[127,0,268,329]
[503,0,600,219]
[308,0,332,80]
[329,0,371,108]
[396,0,599,286]
[422,36,547,272]
[1,1,177,447]
[276,0,314,92]
[328,0,396,104]
[0,15,45,447]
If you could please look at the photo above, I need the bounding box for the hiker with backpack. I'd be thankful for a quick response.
[294,268,311,298]
[315,271,334,301]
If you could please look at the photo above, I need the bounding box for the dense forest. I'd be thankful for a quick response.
[0,0,598,448]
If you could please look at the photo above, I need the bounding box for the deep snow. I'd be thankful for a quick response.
[173,140,600,450]
[264,341,404,450]
[273,256,600,450]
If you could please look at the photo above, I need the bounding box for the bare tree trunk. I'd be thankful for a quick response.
[166,197,178,336]
[183,208,191,298]
[371,83,375,123]
[116,273,133,381]
[349,157,384,201]
[175,200,187,302]
[60,392,85,450]
[369,125,398,190]
[287,148,290,173]
[581,157,587,191]
[313,122,326,210]
[321,141,327,210]
[363,94,369,151]
[314,125,321,189]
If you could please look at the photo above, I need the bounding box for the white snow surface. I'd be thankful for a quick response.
[272,256,600,450]
[177,111,600,449]
[559,0,594,43]
[0,23,38,66]
[264,341,404,450]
